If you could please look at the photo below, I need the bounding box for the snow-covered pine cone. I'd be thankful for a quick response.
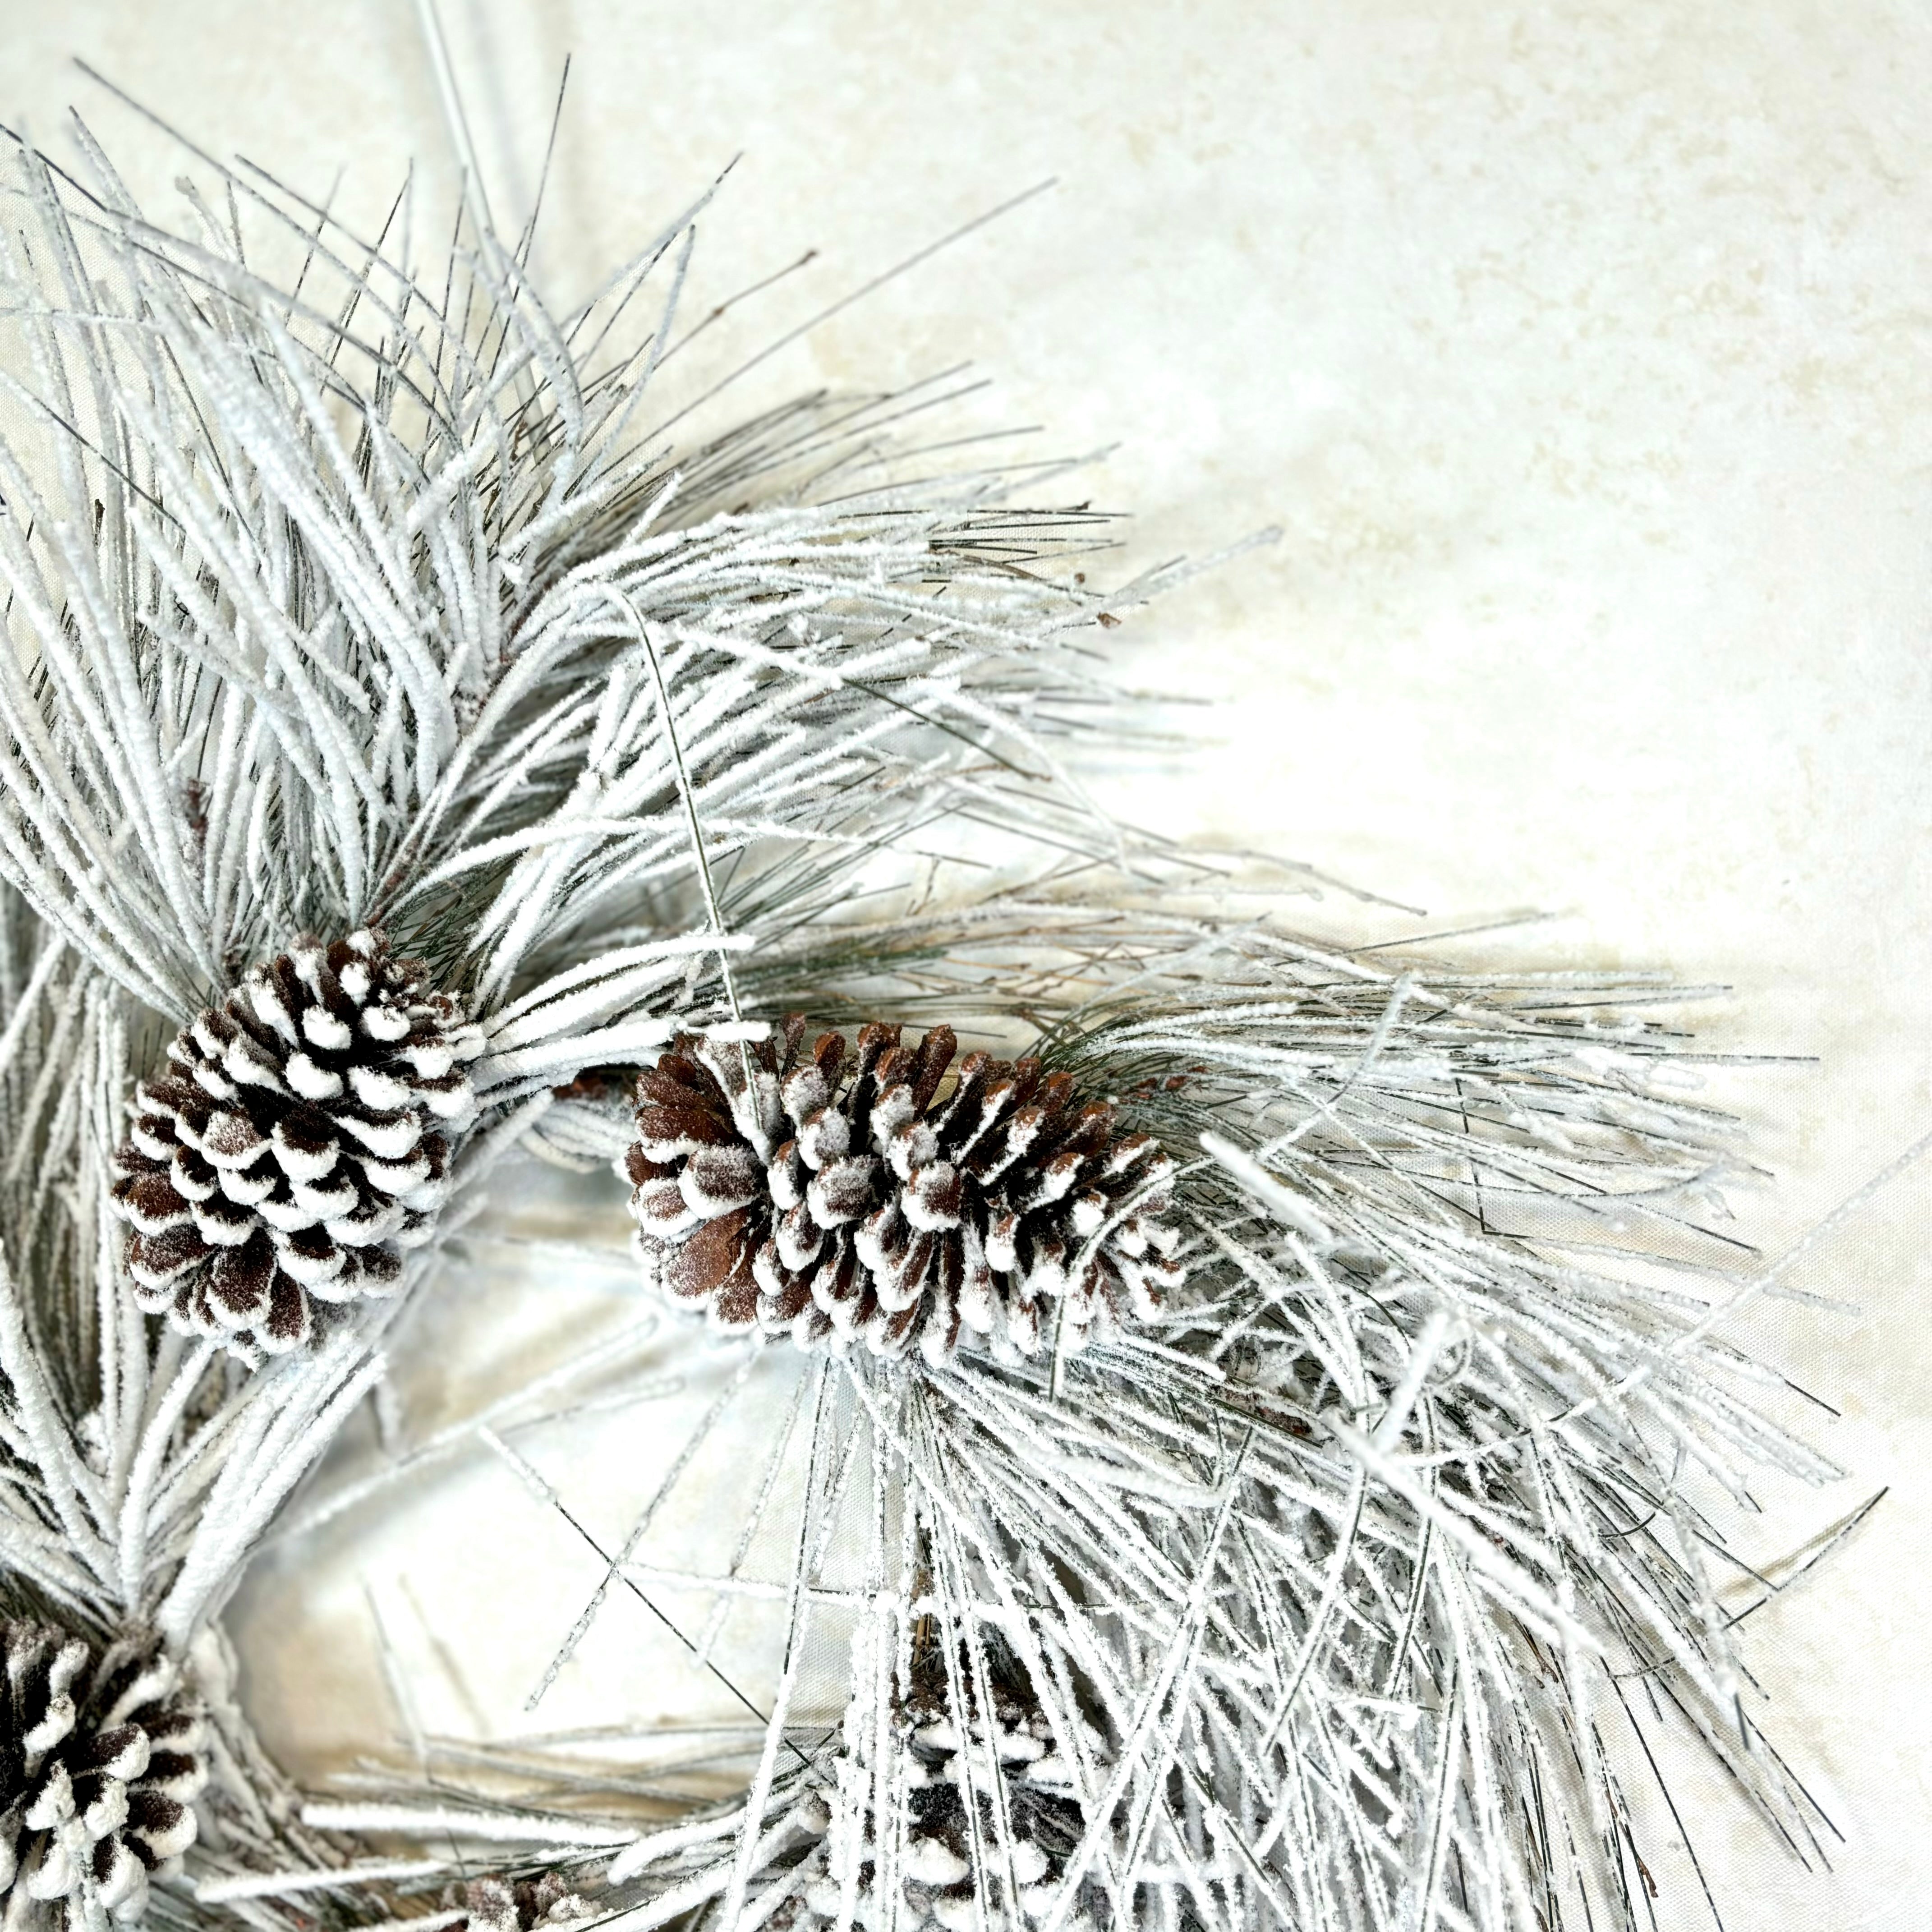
[0,1624,206,1929]
[784,1647,1109,1932]
[108,930,484,1356]
[448,1874,590,1932]
[625,1018,1182,1365]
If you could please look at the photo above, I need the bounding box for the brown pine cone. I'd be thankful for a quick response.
[0,1623,207,1929]
[449,1873,589,1932]
[108,929,484,1356]
[784,1640,1109,1930]
[625,1018,1182,1364]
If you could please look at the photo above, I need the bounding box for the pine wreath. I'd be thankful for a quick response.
[0,49,1881,1932]
[625,1019,1183,1362]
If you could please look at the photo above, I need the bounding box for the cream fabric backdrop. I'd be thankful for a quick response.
[2,5,1927,1927]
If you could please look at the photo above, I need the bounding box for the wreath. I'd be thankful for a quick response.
[0,71,1853,1932]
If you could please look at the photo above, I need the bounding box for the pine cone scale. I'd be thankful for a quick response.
[665,1206,751,1302]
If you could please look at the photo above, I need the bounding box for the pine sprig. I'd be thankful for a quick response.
[0,128,1160,1047]
[373,892,1841,1931]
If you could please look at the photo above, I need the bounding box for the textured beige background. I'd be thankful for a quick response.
[4,5,1929,1927]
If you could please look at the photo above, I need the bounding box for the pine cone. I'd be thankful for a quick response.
[449,1873,589,1932]
[625,1018,1182,1365]
[109,930,484,1356]
[0,1623,207,1929]
[787,1644,1107,1931]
